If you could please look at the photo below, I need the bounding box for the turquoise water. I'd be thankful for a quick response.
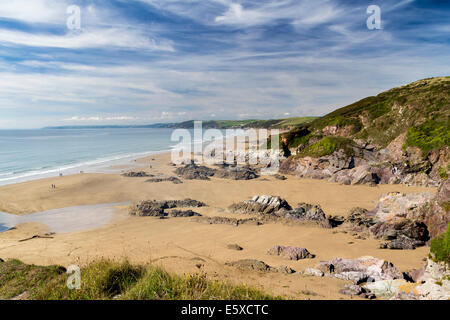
[0,128,180,186]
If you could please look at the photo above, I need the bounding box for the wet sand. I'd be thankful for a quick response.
[0,152,436,299]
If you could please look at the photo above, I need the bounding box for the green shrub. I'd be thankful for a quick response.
[405,119,450,156]
[430,223,450,265]
[439,167,449,180]
[299,136,354,158]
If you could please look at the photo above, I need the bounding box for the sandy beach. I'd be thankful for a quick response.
[0,152,437,299]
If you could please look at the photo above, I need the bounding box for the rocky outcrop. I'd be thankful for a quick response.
[122,171,152,177]
[175,163,259,181]
[317,256,404,284]
[167,210,201,218]
[280,142,445,188]
[228,195,292,215]
[146,176,183,184]
[344,192,434,249]
[369,192,434,221]
[414,259,450,300]
[379,235,425,250]
[129,199,207,217]
[228,195,335,227]
[225,259,274,272]
[175,163,216,180]
[267,245,314,260]
[215,166,259,180]
[410,179,450,238]
[226,259,295,274]
[192,216,262,227]
[284,203,329,224]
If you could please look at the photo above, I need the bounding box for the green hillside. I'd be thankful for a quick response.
[283,77,450,156]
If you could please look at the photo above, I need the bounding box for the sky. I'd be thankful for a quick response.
[0,0,449,129]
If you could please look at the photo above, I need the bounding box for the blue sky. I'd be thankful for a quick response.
[0,0,449,129]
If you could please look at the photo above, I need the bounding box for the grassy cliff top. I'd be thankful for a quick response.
[283,77,449,154]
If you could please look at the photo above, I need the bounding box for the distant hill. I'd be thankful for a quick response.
[44,117,317,130]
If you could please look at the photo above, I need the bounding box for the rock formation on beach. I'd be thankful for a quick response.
[228,195,335,227]
[129,199,206,217]
[267,245,314,260]
[174,162,259,181]
[278,77,449,187]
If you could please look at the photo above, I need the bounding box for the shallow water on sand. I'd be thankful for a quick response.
[0,202,129,234]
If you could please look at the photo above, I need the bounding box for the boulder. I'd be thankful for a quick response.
[370,219,429,242]
[146,176,183,184]
[379,235,425,250]
[215,166,259,180]
[346,207,378,228]
[368,192,434,222]
[192,216,262,227]
[285,203,328,223]
[267,245,314,260]
[410,179,450,238]
[303,268,324,277]
[122,171,151,177]
[167,210,201,218]
[317,256,404,284]
[363,279,410,298]
[228,195,292,215]
[225,259,274,272]
[339,284,365,296]
[175,163,216,180]
[415,259,450,300]
[130,199,207,217]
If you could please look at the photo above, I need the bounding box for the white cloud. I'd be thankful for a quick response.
[0,0,68,24]
[63,116,138,121]
[0,28,174,51]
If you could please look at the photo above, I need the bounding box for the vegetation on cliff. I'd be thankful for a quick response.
[430,223,450,265]
[0,259,279,300]
[282,77,449,158]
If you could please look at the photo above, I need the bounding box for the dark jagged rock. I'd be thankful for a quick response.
[175,163,216,180]
[228,195,338,227]
[192,216,262,227]
[228,195,292,215]
[130,199,207,217]
[346,207,378,228]
[167,210,201,218]
[146,176,183,184]
[273,174,287,180]
[380,235,426,250]
[267,245,314,260]
[370,219,429,242]
[122,171,152,177]
[175,163,259,181]
[410,179,450,238]
[284,203,328,223]
[215,166,259,180]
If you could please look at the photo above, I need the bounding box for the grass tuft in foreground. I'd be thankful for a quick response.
[0,259,280,300]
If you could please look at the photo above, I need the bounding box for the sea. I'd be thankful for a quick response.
[0,128,184,187]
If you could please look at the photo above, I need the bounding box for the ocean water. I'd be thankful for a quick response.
[0,128,182,186]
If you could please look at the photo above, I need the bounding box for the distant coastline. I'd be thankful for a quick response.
[43,117,318,130]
